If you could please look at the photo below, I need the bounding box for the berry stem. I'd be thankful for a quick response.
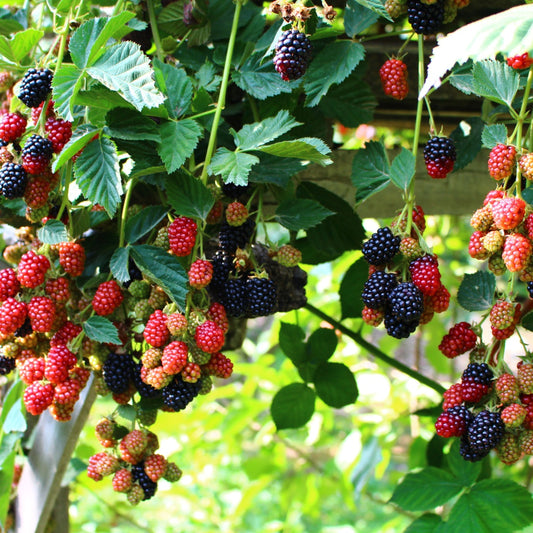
[305,303,446,394]
[514,65,533,199]
[56,160,73,225]
[199,0,243,186]
[119,177,138,248]
[147,0,164,62]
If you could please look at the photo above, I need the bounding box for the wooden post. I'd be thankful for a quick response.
[14,377,96,533]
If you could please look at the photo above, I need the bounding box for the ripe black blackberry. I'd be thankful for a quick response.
[528,281,533,299]
[466,410,504,455]
[362,227,400,266]
[210,248,235,299]
[18,68,53,108]
[447,405,474,434]
[0,355,15,375]
[15,317,33,338]
[22,134,53,159]
[123,259,143,289]
[222,276,246,317]
[131,462,158,500]
[460,433,490,462]
[388,282,424,322]
[384,311,418,339]
[103,352,134,394]
[407,0,444,35]
[362,271,398,310]
[161,375,202,411]
[245,276,277,317]
[0,162,27,199]
[133,363,162,399]
[273,29,312,81]
[222,182,251,200]
[424,136,456,179]
[462,362,493,386]
[218,219,255,253]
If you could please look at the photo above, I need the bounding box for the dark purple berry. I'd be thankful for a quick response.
[407,0,444,35]
[424,136,456,179]
[18,68,53,108]
[273,29,312,81]
[361,270,398,310]
[362,227,400,266]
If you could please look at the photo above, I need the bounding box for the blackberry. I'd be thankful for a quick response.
[22,134,54,159]
[362,227,400,266]
[462,362,493,386]
[467,410,505,455]
[218,219,255,253]
[161,374,202,411]
[460,433,490,462]
[131,462,158,500]
[245,276,277,317]
[383,311,418,339]
[447,405,474,433]
[424,136,456,179]
[222,182,251,200]
[15,317,33,338]
[388,282,424,322]
[124,259,143,289]
[222,277,246,317]
[103,352,134,394]
[273,29,312,81]
[133,362,161,399]
[210,249,235,298]
[361,271,398,310]
[0,355,15,376]
[18,68,53,108]
[528,281,533,299]
[0,162,27,199]
[407,0,444,35]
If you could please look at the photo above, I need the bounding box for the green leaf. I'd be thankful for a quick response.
[156,119,202,173]
[166,172,214,220]
[304,41,365,107]
[208,148,259,186]
[521,311,533,332]
[447,440,481,487]
[450,117,484,172]
[69,13,135,68]
[340,258,368,319]
[153,59,193,118]
[248,154,303,187]
[0,380,22,429]
[457,271,495,311]
[390,148,416,190]
[87,41,165,112]
[523,187,533,206]
[405,514,443,533]
[441,479,533,533]
[390,467,464,512]
[482,123,508,149]
[117,404,137,423]
[74,136,123,217]
[83,316,121,344]
[52,124,100,172]
[354,0,393,21]
[105,108,160,142]
[233,110,300,151]
[0,28,43,64]
[75,86,136,111]
[344,0,379,37]
[421,5,533,97]
[195,62,221,93]
[352,141,391,204]
[3,398,26,433]
[51,64,85,122]
[306,328,338,364]
[472,60,520,108]
[0,449,15,531]
[37,219,68,245]
[109,247,130,284]
[279,322,306,366]
[257,138,332,166]
[125,205,168,244]
[275,198,333,231]
[130,245,188,310]
[271,383,316,430]
[313,362,358,408]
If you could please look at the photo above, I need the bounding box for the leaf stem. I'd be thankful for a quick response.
[199,0,243,185]
[514,66,533,199]
[119,177,137,248]
[305,303,446,394]
[147,0,164,62]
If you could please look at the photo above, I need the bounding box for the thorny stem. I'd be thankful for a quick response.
[200,0,243,185]
[305,303,446,394]
[147,0,164,62]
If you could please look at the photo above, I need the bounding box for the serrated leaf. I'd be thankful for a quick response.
[304,41,365,107]
[390,148,415,190]
[156,119,201,174]
[521,311,533,332]
[344,0,379,37]
[76,86,135,111]
[472,60,520,108]
[110,247,130,284]
[340,258,368,319]
[233,110,301,151]
[125,205,168,244]
[87,41,165,111]
[166,172,214,220]
[441,479,533,533]
[105,108,160,142]
[421,5,533,98]
[153,59,193,118]
[69,13,135,69]
[271,383,316,430]
[275,198,333,231]
[248,153,303,187]
[279,322,306,366]
[130,245,188,310]
[313,362,357,408]
[352,140,391,204]
[0,28,43,64]
[52,124,100,172]
[3,399,26,434]
[450,117,484,172]
[447,440,481,487]
[51,64,85,122]
[74,136,123,217]
[405,514,443,533]
[257,137,332,166]
[482,123,507,149]
[457,271,495,311]
[306,328,338,364]
[195,62,221,92]
[0,380,22,429]
[208,148,259,185]
[83,316,121,344]
[117,404,137,423]
[390,467,464,512]
[355,0,392,21]
[37,219,69,245]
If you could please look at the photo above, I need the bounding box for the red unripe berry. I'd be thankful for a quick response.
[17,250,50,288]
[23,381,55,415]
[379,58,409,100]
[0,268,20,301]
[188,259,213,289]
[92,280,124,316]
[0,297,27,335]
[488,144,516,180]
[507,52,533,70]
[0,113,26,142]
[194,320,225,354]
[27,296,56,333]
[58,242,85,277]
[168,217,197,256]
